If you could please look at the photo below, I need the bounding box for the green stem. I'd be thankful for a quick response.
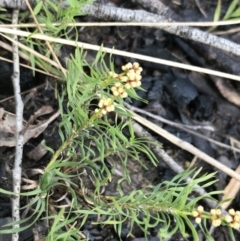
[46,131,78,170]
[46,116,98,170]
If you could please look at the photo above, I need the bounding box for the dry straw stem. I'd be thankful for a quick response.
[0,40,29,60]
[0,33,61,69]
[130,111,240,182]
[0,27,240,82]
[0,56,60,79]
[1,19,240,28]
[0,40,64,79]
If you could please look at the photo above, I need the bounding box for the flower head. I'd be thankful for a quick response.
[111,82,128,98]
[192,206,204,224]
[95,98,115,116]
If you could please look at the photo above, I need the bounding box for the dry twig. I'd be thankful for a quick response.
[11,9,23,241]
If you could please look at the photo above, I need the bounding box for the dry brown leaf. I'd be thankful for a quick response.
[26,142,48,161]
[0,107,60,147]
[213,77,240,107]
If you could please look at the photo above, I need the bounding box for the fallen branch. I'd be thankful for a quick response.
[137,0,182,21]
[0,1,240,57]
[81,4,240,57]
[137,0,240,77]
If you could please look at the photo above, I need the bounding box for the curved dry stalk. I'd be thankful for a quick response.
[213,76,240,107]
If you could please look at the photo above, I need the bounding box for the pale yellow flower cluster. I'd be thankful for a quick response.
[210,208,222,227]
[95,98,114,115]
[225,209,240,229]
[110,82,128,98]
[192,205,204,224]
[110,62,143,98]
[193,206,240,230]
[95,63,143,116]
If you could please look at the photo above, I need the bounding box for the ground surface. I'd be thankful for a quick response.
[1,0,240,240]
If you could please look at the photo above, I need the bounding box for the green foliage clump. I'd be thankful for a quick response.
[0,49,239,241]
[213,0,240,23]
[33,0,94,36]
